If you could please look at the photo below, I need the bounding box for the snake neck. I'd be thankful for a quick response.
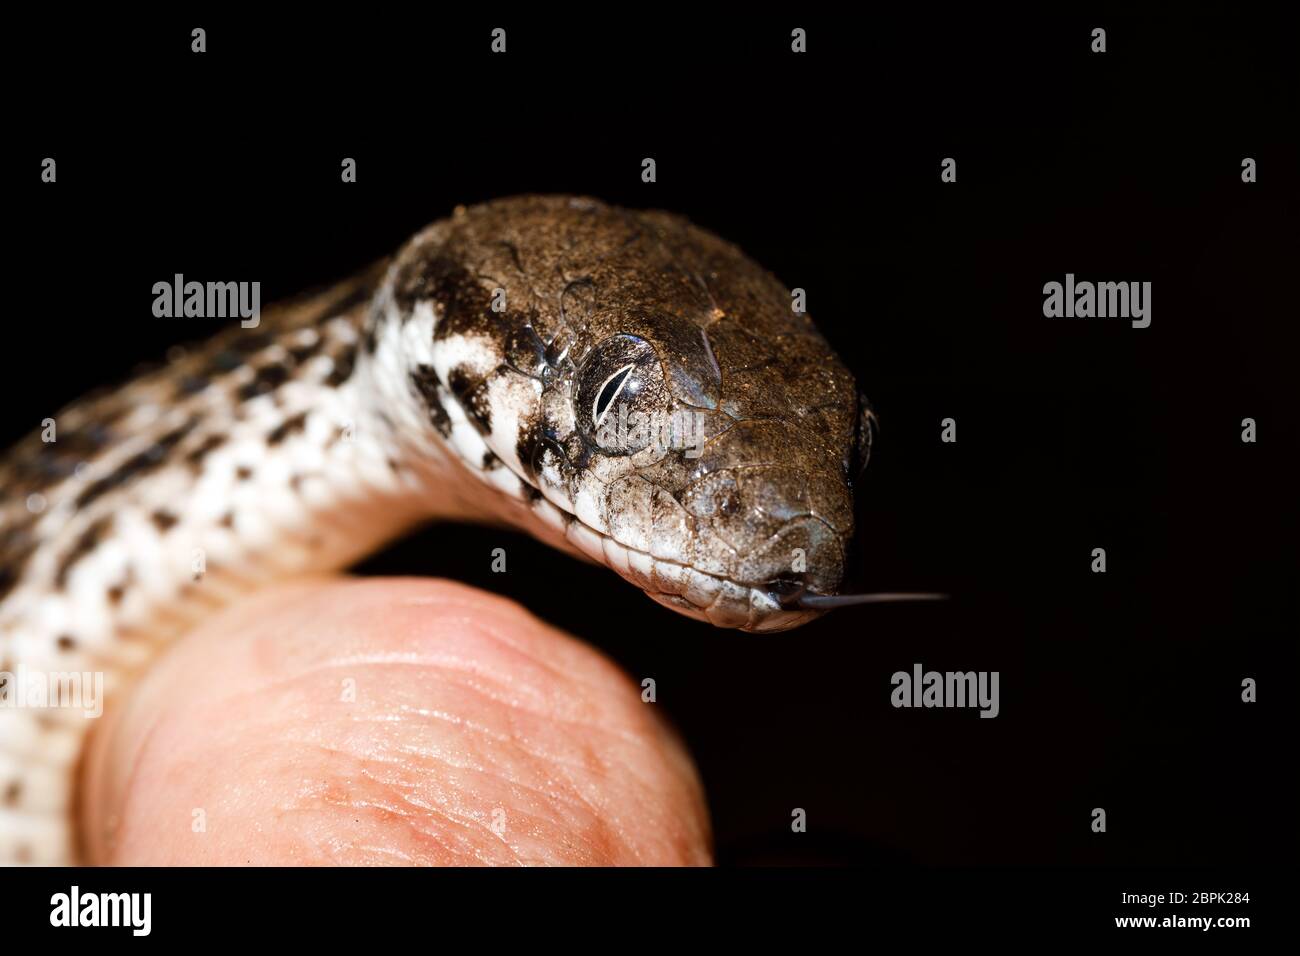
[0,268,484,864]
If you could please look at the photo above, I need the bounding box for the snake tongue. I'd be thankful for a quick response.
[796,592,949,610]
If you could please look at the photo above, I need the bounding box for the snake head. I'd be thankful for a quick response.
[388,196,860,631]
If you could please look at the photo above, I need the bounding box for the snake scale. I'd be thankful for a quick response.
[0,195,873,864]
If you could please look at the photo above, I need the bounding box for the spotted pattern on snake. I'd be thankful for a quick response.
[0,195,868,864]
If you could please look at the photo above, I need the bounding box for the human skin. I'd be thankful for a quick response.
[79,577,713,866]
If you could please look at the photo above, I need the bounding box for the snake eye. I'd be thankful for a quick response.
[576,334,665,454]
[592,364,634,429]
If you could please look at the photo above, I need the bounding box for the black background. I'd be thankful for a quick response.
[9,12,1296,867]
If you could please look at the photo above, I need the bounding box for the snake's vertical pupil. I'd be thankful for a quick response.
[593,365,634,428]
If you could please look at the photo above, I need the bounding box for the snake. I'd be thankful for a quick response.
[0,195,905,865]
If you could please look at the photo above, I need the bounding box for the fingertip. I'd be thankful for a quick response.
[81,577,712,866]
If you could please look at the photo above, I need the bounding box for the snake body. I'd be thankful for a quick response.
[0,196,863,864]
